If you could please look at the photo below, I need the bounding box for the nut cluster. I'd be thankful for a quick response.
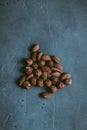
[19,44,72,99]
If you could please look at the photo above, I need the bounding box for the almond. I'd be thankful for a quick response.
[41,55,51,61]
[41,66,51,72]
[26,67,33,74]
[53,63,63,70]
[50,85,57,93]
[30,77,37,86]
[38,60,45,67]
[26,73,34,80]
[63,78,72,85]
[19,76,26,86]
[32,44,39,52]
[37,52,43,60]
[57,81,65,89]
[52,72,61,77]
[60,73,71,81]
[51,56,60,63]
[51,77,58,84]
[23,81,31,89]
[34,69,42,77]
[32,62,38,69]
[31,52,37,61]
[26,58,33,66]
[41,92,52,99]
[42,72,47,80]
[45,79,52,87]
[46,60,53,67]
[52,67,62,73]
[37,79,44,87]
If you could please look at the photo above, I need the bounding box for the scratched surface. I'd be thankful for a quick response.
[0,0,87,130]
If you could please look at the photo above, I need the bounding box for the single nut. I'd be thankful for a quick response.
[37,79,44,87]
[41,55,51,61]
[63,78,72,85]
[53,63,63,70]
[42,72,47,80]
[37,52,43,60]
[38,60,45,67]
[52,72,61,77]
[30,77,37,86]
[34,69,42,77]
[45,79,52,87]
[41,66,51,73]
[46,60,53,67]
[51,77,58,84]
[52,67,62,73]
[32,62,38,69]
[19,76,26,86]
[60,73,71,81]
[31,52,37,61]
[51,56,60,63]
[23,81,31,89]
[41,92,52,99]
[26,67,33,74]
[26,58,33,66]
[32,44,39,52]
[50,85,57,93]
[47,72,51,78]
[26,73,34,80]
[57,82,65,89]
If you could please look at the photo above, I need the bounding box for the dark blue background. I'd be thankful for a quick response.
[0,0,87,130]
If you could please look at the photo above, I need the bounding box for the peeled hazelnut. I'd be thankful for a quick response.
[23,81,31,89]
[32,62,38,69]
[32,44,39,52]
[37,79,44,87]
[63,78,72,85]
[57,82,65,89]
[34,69,42,77]
[38,60,45,67]
[41,92,52,99]
[45,79,52,87]
[26,58,33,66]
[50,85,57,93]
[30,77,37,86]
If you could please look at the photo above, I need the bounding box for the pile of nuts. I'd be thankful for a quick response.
[19,44,72,99]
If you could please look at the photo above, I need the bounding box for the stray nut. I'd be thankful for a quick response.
[41,92,52,99]
[32,44,39,52]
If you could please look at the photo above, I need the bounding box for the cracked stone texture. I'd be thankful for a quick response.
[0,0,87,130]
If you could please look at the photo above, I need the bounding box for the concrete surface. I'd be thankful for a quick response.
[0,0,87,130]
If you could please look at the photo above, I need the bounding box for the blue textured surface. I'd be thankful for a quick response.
[0,0,87,130]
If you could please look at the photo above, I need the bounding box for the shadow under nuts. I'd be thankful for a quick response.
[18,44,72,99]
